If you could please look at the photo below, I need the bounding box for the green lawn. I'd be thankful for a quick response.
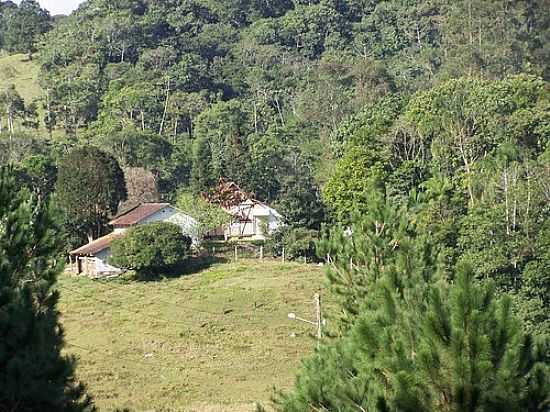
[58,259,326,412]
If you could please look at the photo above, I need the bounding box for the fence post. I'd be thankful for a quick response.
[234,245,238,262]
[282,247,285,263]
[315,293,322,342]
[260,245,264,260]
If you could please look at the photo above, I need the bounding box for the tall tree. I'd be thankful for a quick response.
[0,84,25,140]
[0,166,94,412]
[3,0,50,59]
[56,146,127,243]
[278,191,550,412]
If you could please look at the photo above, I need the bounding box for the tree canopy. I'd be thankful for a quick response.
[0,166,94,412]
[55,146,127,244]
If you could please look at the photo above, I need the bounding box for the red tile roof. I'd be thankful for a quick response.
[70,233,124,256]
[109,203,170,228]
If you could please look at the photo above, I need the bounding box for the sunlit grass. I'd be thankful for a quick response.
[58,259,326,412]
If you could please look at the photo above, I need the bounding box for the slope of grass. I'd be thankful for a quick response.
[58,259,326,412]
[0,53,42,103]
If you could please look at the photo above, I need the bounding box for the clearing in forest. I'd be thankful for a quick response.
[59,259,325,412]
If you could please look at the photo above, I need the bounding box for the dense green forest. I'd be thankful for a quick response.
[0,0,549,410]
[1,0,548,339]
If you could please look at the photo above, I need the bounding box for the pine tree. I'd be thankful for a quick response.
[317,187,439,329]
[375,265,550,412]
[278,188,550,412]
[0,166,94,412]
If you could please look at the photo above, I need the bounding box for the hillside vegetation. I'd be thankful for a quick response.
[0,1,549,411]
[58,260,325,411]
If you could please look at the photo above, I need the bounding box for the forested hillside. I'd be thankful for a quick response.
[0,1,549,409]
[2,0,548,194]
[1,0,549,331]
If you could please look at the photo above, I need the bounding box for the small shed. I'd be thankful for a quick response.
[70,233,124,278]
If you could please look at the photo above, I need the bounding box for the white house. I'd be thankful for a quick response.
[70,203,198,277]
[223,199,283,241]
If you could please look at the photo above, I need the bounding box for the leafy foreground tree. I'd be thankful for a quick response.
[277,192,550,412]
[0,167,94,411]
[110,222,192,279]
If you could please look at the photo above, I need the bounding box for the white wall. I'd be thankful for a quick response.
[141,207,200,243]
[95,248,123,276]
[225,203,283,240]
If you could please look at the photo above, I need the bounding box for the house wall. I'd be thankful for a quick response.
[95,248,123,276]
[77,257,96,277]
[224,203,282,240]
[141,207,199,243]
[266,213,281,232]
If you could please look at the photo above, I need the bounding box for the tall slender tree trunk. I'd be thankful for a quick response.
[504,167,510,235]
[159,79,170,136]
[525,164,531,239]
[46,88,53,139]
[253,99,258,133]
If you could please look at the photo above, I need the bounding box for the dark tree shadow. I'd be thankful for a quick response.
[134,255,229,282]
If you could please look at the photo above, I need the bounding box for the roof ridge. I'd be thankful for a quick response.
[70,232,124,256]
[109,203,173,227]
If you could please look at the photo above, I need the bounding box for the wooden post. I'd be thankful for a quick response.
[260,245,264,260]
[314,293,322,342]
[234,245,238,262]
[282,247,285,263]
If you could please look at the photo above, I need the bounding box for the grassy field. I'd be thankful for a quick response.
[58,259,326,412]
[0,53,42,103]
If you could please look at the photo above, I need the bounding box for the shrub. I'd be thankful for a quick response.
[110,222,191,277]
[268,226,319,262]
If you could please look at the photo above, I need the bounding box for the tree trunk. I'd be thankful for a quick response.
[159,80,170,136]
[504,167,510,235]
[253,99,258,133]
[525,164,531,239]
[46,88,53,139]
